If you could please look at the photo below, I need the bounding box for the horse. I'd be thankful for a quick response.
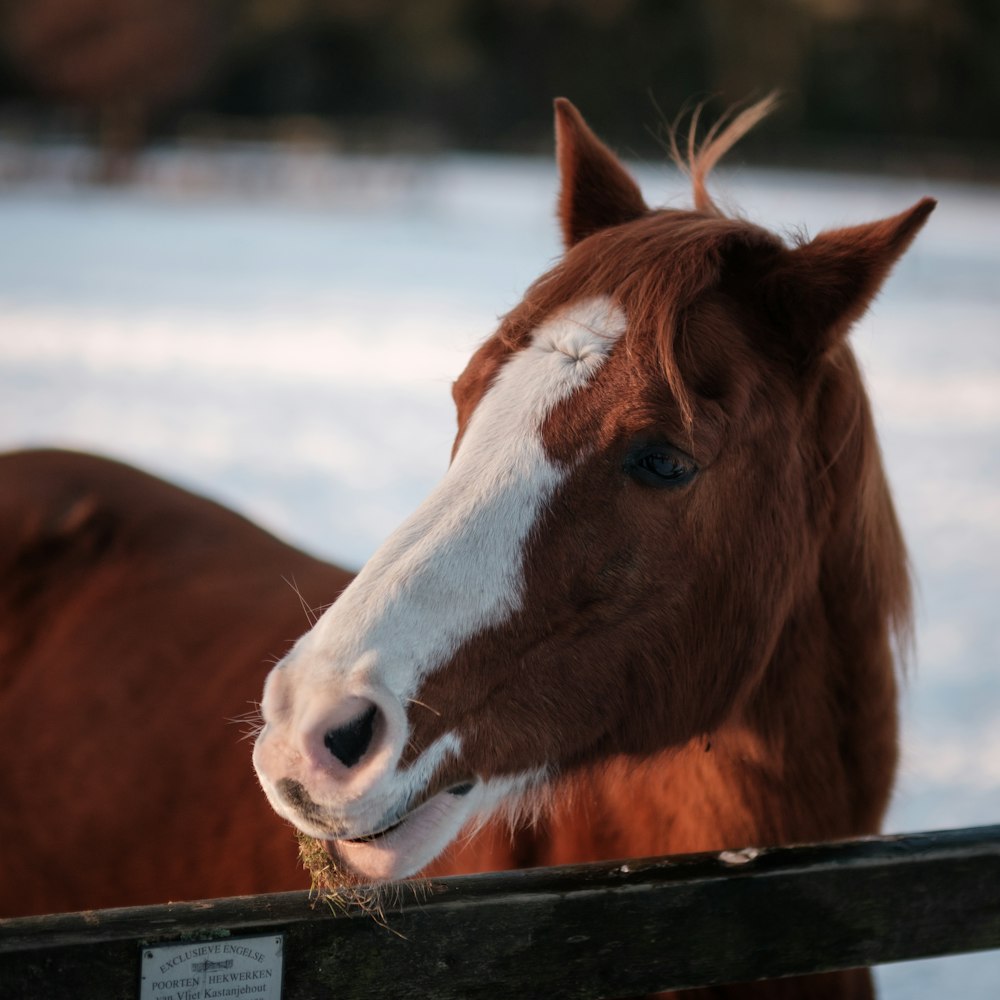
[0,448,352,913]
[252,98,933,999]
[0,98,931,998]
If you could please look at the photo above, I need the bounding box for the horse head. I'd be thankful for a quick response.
[253,99,932,883]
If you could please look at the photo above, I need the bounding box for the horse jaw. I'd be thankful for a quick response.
[320,773,542,882]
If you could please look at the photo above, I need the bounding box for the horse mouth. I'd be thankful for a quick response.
[344,782,476,845]
[327,781,478,881]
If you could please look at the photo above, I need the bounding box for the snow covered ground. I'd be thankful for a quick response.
[1,147,998,995]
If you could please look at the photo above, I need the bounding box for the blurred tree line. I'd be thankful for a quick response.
[0,0,997,176]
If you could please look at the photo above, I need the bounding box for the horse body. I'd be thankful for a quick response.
[0,448,351,913]
[1,99,932,998]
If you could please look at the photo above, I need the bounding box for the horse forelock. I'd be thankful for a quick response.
[499,209,784,431]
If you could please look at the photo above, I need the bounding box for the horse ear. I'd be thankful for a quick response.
[554,97,648,249]
[764,197,936,361]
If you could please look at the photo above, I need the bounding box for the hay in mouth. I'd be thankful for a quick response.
[297,832,367,904]
[296,831,427,930]
[295,781,478,909]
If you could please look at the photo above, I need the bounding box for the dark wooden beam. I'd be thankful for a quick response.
[2,825,999,999]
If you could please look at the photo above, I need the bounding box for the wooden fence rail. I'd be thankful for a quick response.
[2,825,999,999]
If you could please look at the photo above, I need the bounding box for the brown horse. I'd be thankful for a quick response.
[1,99,931,998]
[253,99,932,998]
[0,448,351,913]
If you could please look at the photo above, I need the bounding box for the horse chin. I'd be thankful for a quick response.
[311,783,482,886]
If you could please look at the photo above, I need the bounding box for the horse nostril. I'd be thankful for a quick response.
[323,703,378,768]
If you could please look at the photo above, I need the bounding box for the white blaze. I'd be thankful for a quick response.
[294,295,627,699]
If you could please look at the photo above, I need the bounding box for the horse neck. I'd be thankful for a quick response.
[434,594,900,876]
[529,598,899,871]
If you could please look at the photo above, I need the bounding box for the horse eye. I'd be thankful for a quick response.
[625,445,698,489]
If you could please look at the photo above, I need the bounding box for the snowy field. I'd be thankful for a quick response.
[1,145,998,995]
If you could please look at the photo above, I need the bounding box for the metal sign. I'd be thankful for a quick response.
[139,934,283,1000]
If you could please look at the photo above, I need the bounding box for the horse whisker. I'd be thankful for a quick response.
[406,697,441,717]
[283,574,319,626]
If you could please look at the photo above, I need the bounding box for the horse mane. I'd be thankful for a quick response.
[669,93,780,217]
